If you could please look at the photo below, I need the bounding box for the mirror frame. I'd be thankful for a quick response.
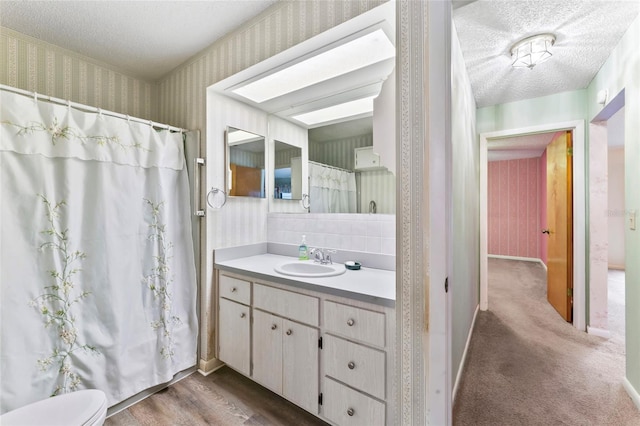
[225,126,266,199]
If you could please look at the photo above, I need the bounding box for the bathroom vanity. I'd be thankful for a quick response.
[214,252,395,426]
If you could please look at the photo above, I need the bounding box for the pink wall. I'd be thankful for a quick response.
[539,148,548,264]
[488,157,541,259]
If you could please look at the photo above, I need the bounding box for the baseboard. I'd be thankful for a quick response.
[198,358,224,376]
[608,264,625,271]
[452,304,480,403]
[488,255,547,271]
[587,326,612,339]
[623,377,640,411]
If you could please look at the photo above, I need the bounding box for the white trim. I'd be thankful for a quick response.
[198,358,224,375]
[480,120,586,332]
[452,304,479,403]
[488,254,541,263]
[587,326,612,339]
[623,377,640,411]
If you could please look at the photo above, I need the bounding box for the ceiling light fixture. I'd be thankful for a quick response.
[232,29,395,103]
[291,96,375,126]
[510,34,556,69]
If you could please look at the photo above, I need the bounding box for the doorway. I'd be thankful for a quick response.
[480,120,587,331]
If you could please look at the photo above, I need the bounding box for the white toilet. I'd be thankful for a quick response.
[0,389,108,426]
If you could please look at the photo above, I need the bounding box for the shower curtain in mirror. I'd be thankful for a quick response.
[0,90,197,413]
[308,162,357,213]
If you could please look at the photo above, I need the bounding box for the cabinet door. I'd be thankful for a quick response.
[218,298,250,376]
[283,319,319,414]
[252,310,283,393]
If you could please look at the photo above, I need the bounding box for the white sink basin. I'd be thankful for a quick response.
[274,261,346,278]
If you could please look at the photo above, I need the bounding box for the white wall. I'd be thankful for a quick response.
[587,13,640,401]
[451,21,479,398]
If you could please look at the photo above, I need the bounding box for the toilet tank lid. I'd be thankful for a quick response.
[0,389,108,426]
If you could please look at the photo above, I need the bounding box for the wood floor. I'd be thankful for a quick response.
[105,367,329,426]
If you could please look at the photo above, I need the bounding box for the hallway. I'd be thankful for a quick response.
[453,258,639,425]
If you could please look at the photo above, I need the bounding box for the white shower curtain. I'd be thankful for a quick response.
[309,162,357,213]
[0,90,197,412]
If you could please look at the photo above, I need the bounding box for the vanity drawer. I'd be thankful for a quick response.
[322,377,385,426]
[323,334,385,400]
[324,301,385,347]
[219,274,251,305]
[254,283,319,326]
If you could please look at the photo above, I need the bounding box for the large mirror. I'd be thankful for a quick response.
[273,141,302,200]
[226,127,266,198]
[212,2,395,212]
[308,117,395,214]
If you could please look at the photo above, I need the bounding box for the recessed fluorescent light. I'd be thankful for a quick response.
[292,97,375,126]
[228,129,261,145]
[232,29,395,103]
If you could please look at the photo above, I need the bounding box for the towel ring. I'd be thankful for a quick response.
[207,187,227,209]
[301,193,310,210]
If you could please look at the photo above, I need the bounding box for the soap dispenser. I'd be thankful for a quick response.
[299,235,309,260]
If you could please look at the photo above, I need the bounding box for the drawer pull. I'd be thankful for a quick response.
[240,312,246,318]
[347,318,355,326]
[347,408,355,417]
[348,361,355,370]
[231,287,237,292]
[286,329,293,336]
[271,324,278,330]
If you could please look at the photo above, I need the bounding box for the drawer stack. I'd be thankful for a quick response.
[322,301,387,426]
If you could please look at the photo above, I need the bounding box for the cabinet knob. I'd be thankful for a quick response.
[347,408,355,417]
[240,312,246,318]
[231,287,237,292]
[348,361,355,370]
[271,324,277,330]
[347,318,355,327]
[286,329,293,336]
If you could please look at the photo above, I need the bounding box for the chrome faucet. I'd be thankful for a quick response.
[308,247,337,265]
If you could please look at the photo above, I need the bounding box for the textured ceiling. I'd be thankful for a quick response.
[454,0,640,107]
[0,0,278,81]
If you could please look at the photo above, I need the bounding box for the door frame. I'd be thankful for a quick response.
[479,120,586,331]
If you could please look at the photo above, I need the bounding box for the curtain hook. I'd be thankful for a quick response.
[97,108,103,117]
[126,114,131,123]
[33,92,38,103]
[67,99,71,111]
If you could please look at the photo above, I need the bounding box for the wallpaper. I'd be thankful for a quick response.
[310,134,372,170]
[488,157,541,259]
[0,27,155,120]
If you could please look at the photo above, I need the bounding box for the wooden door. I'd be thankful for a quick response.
[546,131,573,322]
[252,310,283,393]
[282,320,319,414]
[218,298,250,375]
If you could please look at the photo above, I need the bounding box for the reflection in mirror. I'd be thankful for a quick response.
[274,141,302,200]
[226,127,266,198]
[308,117,395,214]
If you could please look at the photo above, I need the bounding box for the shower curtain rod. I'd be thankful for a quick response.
[308,160,353,174]
[0,84,185,133]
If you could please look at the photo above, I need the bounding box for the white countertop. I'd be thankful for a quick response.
[215,253,395,307]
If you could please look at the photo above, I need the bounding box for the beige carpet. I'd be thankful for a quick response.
[453,258,640,426]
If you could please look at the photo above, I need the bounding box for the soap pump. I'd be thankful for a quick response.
[299,235,309,260]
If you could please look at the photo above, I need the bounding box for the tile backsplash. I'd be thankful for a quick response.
[267,213,395,256]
